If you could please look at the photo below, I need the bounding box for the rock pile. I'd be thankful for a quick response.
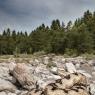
[0,55,95,95]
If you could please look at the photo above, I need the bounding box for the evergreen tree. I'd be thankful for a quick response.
[0,10,95,55]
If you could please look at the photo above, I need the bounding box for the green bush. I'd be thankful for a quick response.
[64,48,78,57]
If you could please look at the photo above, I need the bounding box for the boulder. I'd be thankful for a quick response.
[52,56,65,68]
[50,67,58,75]
[26,90,42,95]
[65,57,86,64]
[57,73,87,89]
[0,62,16,83]
[8,62,16,71]
[68,89,89,95]
[77,70,92,78]
[36,74,61,90]
[34,66,61,90]
[0,92,7,95]
[0,78,16,92]
[75,63,80,69]
[17,91,28,95]
[89,83,95,95]
[37,79,56,90]
[8,93,16,95]
[43,56,49,65]
[0,92,16,95]
[0,63,12,79]
[92,72,95,76]
[12,63,35,90]
[45,85,66,95]
[88,60,95,66]
[65,62,77,73]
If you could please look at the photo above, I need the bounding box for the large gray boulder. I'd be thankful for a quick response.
[65,62,77,73]
[0,63,11,79]
[77,70,92,78]
[12,63,35,90]
[0,78,16,92]
[52,56,65,68]
[0,92,16,95]
[89,83,95,95]
[0,92,7,95]
[34,66,61,90]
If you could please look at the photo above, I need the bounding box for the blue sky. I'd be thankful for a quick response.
[0,0,95,32]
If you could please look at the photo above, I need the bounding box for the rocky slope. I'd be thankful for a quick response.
[0,55,95,95]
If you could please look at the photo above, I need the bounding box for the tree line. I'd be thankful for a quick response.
[0,10,95,56]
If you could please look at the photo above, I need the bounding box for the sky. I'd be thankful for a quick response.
[0,0,95,33]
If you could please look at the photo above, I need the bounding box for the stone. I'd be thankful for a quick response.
[65,62,77,73]
[65,57,86,65]
[50,67,58,75]
[0,63,11,78]
[34,66,61,90]
[0,62,17,83]
[8,93,16,95]
[46,85,66,95]
[0,78,16,92]
[75,63,80,69]
[68,89,89,95]
[43,56,49,65]
[18,91,29,95]
[77,70,92,78]
[92,72,95,75]
[37,79,55,90]
[0,92,16,95]
[89,83,95,95]
[17,91,28,95]
[36,74,61,90]
[88,60,95,66]
[8,62,16,71]
[57,73,87,89]
[26,90,42,95]
[12,63,35,90]
[52,56,65,68]
[0,92,7,95]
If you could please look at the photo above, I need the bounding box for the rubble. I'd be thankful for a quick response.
[0,55,95,95]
